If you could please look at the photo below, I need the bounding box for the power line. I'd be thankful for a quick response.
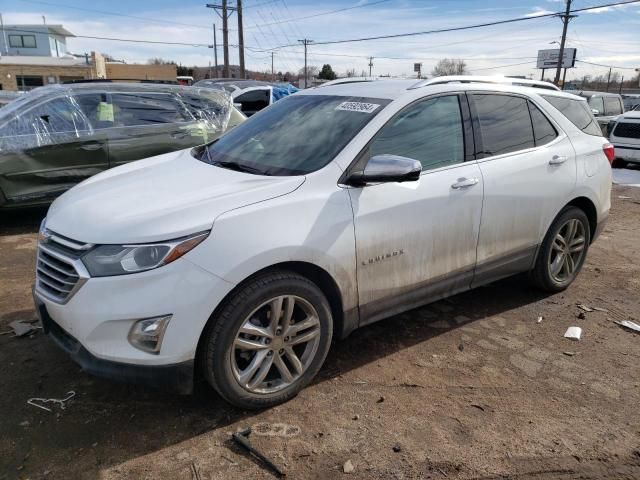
[243,0,391,30]
[577,60,639,70]
[18,0,213,30]
[271,0,640,47]
[4,26,214,47]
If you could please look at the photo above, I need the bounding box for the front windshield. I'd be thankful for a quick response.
[199,94,390,175]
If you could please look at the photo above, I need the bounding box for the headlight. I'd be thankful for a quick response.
[82,231,208,277]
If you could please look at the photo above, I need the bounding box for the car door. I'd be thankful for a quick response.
[106,92,197,168]
[0,95,108,204]
[469,93,577,286]
[347,93,484,325]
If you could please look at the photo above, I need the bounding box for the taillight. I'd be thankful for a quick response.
[603,143,615,165]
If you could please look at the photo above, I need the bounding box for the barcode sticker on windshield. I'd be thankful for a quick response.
[336,101,380,113]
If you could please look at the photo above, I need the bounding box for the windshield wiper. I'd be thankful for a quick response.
[212,160,268,175]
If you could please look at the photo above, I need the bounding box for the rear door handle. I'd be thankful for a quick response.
[171,132,189,139]
[80,141,103,151]
[549,155,568,165]
[451,177,479,189]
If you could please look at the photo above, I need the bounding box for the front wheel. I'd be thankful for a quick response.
[201,271,333,409]
[530,206,591,292]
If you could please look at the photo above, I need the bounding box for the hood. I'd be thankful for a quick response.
[46,149,304,244]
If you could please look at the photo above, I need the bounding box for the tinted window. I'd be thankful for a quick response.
[588,96,604,114]
[111,93,191,126]
[473,94,534,156]
[369,95,464,171]
[528,102,557,146]
[235,89,271,115]
[74,93,114,129]
[604,97,623,116]
[542,95,602,136]
[202,95,390,175]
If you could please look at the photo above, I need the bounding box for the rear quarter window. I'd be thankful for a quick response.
[541,95,602,137]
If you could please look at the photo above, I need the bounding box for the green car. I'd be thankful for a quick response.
[0,83,245,208]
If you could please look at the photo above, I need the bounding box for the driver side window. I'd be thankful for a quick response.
[369,95,465,171]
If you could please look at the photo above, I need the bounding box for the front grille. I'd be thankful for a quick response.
[613,122,640,139]
[36,231,91,303]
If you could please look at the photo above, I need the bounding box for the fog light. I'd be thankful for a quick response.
[128,315,172,354]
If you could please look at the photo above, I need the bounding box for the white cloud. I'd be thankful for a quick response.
[525,7,555,17]
[1,2,638,82]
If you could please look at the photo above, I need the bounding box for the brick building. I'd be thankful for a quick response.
[0,24,176,91]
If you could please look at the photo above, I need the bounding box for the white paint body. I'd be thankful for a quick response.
[609,111,640,164]
[36,81,612,369]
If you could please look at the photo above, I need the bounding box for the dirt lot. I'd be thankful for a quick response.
[1,186,640,480]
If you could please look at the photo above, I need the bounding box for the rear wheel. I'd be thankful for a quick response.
[530,206,591,292]
[201,271,333,409]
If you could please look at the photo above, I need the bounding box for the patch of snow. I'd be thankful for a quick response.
[612,168,640,187]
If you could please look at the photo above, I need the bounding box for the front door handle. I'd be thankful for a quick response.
[171,132,189,139]
[451,177,479,189]
[549,155,568,165]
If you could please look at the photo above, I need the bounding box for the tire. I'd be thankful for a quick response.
[200,270,333,409]
[530,206,591,293]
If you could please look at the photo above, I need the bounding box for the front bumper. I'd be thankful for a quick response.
[35,292,194,394]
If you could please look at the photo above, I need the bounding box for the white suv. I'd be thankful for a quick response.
[33,77,613,408]
[608,110,640,167]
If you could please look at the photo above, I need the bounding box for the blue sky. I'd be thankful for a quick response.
[4,0,640,80]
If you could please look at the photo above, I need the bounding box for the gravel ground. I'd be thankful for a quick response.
[1,185,639,480]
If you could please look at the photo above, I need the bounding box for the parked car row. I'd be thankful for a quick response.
[0,83,245,208]
[32,76,612,408]
[194,79,298,117]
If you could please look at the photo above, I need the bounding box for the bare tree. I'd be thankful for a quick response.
[148,58,177,65]
[298,65,319,78]
[431,58,468,77]
[345,68,357,78]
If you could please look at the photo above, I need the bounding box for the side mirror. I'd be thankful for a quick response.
[346,154,422,186]
[234,102,243,110]
[591,108,600,116]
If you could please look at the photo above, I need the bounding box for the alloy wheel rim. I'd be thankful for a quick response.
[230,295,321,394]
[549,218,586,283]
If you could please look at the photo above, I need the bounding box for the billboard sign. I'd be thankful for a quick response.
[414,63,422,72]
[536,48,577,69]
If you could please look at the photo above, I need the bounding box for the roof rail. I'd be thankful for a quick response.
[408,75,560,91]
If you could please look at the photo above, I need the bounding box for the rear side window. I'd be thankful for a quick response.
[588,96,604,114]
[542,95,602,137]
[472,94,534,156]
[528,101,557,146]
[111,93,191,127]
[604,97,623,116]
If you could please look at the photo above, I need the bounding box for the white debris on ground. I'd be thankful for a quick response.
[612,168,640,187]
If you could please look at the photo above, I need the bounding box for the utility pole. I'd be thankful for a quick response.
[606,67,612,92]
[222,1,230,78]
[298,39,313,88]
[206,3,236,79]
[212,24,218,78]
[237,0,245,79]
[368,57,374,77]
[619,75,624,94]
[271,51,275,82]
[554,0,576,86]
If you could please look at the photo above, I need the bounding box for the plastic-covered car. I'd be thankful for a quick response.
[0,83,245,208]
